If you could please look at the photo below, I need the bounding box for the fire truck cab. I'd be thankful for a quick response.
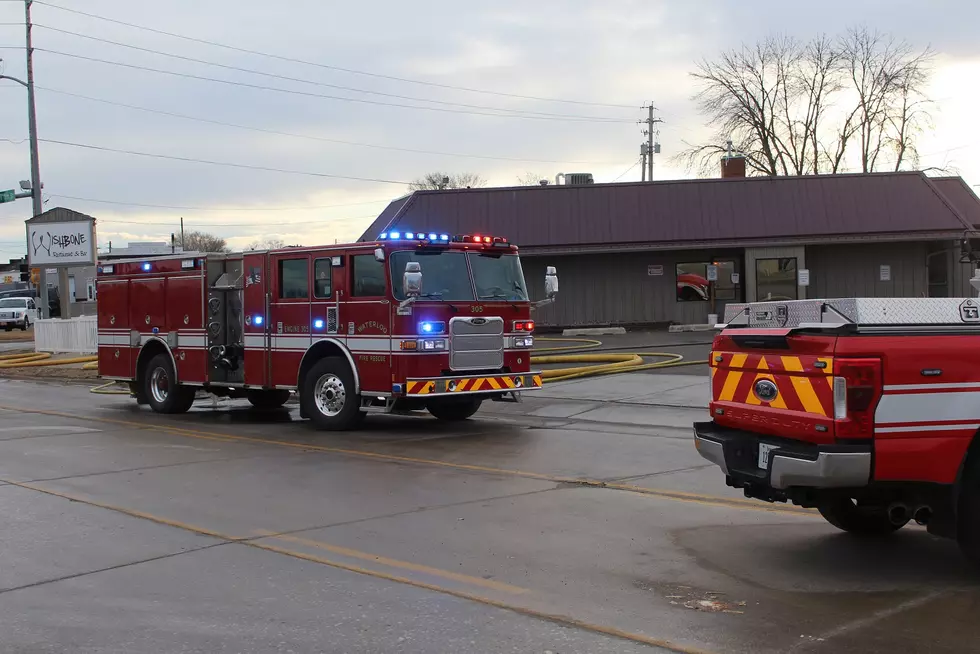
[695,294,980,563]
[96,230,556,430]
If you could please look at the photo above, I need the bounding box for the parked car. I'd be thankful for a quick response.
[0,297,37,330]
[0,288,60,317]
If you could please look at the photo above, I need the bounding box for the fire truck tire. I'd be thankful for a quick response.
[246,389,291,410]
[427,398,483,422]
[301,357,361,431]
[817,498,906,537]
[143,353,196,415]
[957,453,980,565]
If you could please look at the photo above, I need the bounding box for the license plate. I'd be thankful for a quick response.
[758,443,778,469]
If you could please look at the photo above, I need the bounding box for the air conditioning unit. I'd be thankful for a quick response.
[556,173,594,186]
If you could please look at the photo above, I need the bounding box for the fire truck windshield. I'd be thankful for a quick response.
[389,250,528,302]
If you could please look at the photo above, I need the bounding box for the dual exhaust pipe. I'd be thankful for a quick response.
[888,502,931,526]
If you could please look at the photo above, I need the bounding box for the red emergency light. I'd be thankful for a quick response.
[452,234,508,245]
[513,320,534,332]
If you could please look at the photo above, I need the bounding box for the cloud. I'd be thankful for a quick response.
[0,0,974,261]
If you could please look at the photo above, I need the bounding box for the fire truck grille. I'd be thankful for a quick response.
[449,317,504,371]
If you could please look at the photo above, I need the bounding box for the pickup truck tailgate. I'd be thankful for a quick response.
[711,329,838,445]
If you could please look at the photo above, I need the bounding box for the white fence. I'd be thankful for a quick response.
[34,315,98,354]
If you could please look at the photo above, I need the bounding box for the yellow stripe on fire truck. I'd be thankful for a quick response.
[405,374,542,396]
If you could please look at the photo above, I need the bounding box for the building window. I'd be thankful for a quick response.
[676,261,736,302]
[278,258,309,299]
[756,257,798,301]
[927,246,948,298]
[313,258,332,299]
[352,254,386,297]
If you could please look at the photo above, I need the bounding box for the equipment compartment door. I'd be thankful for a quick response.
[96,279,131,378]
[242,252,271,387]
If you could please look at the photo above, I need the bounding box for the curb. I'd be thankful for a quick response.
[562,327,627,336]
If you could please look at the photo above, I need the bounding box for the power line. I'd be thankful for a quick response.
[39,138,413,184]
[37,86,614,165]
[46,193,390,213]
[33,0,638,110]
[35,25,629,123]
[36,49,632,124]
[611,158,642,183]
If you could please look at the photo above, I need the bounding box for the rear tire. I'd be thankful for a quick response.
[818,498,906,537]
[958,453,980,565]
[247,389,291,410]
[300,357,361,431]
[427,398,482,422]
[143,353,196,414]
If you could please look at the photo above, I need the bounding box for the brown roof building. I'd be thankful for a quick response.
[363,169,980,328]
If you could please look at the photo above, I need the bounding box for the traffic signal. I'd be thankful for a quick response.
[18,262,28,283]
[29,268,38,285]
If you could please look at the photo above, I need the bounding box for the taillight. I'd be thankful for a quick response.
[833,357,882,439]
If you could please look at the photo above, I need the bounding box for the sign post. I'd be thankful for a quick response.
[25,209,96,319]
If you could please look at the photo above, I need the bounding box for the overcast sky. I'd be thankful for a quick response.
[0,0,976,260]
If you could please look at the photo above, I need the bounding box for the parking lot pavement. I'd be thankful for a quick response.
[0,378,978,653]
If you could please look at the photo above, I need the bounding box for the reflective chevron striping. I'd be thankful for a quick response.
[712,352,832,415]
[781,356,827,416]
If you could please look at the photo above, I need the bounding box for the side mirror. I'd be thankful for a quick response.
[544,266,558,298]
[374,247,385,262]
[403,261,422,297]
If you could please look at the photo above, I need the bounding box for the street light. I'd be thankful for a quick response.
[0,1,50,318]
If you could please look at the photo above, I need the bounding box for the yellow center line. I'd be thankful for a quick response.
[0,403,813,516]
[3,477,714,654]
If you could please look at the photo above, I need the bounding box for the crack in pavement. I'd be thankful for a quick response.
[603,464,716,483]
[0,541,231,597]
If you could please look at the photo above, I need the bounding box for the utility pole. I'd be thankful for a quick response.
[639,103,663,182]
[24,0,50,318]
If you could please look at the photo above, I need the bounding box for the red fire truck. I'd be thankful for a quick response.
[695,296,980,563]
[95,230,557,430]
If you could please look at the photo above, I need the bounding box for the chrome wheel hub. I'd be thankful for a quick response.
[314,374,346,417]
[149,366,169,404]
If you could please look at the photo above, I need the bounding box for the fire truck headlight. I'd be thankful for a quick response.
[512,336,534,348]
[313,318,325,330]
[419,338,447,351]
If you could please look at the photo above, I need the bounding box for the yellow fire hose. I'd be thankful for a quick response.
[0,334,706,395]
[532,337,708,383]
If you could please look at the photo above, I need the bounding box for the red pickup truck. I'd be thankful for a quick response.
[694,297,980,563]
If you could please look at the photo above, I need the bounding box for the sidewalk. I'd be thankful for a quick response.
[483,372,709,430]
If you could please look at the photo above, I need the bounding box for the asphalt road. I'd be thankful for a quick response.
[0,378,977,653]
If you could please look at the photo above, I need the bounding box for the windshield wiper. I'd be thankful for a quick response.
[479,293,509,300]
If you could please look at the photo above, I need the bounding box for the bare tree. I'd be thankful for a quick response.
[678,27,934,177]
[409,172,487,191]
[246,237,287,251]
[516,171,547,186]
[179,230,228,253]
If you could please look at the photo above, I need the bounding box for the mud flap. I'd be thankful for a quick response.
[490,391,523,404]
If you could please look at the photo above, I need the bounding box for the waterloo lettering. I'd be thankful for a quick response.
[356,320,389,334]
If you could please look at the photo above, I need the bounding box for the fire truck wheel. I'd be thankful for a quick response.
[427,398,483,422]
[817,498,906,537]
[301,357,361,430]
[143,353,196,415]
[246,389,291,410]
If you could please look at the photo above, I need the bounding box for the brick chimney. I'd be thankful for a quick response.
[721,154,746,178]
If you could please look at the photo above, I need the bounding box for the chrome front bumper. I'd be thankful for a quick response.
[694,422,871,490]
